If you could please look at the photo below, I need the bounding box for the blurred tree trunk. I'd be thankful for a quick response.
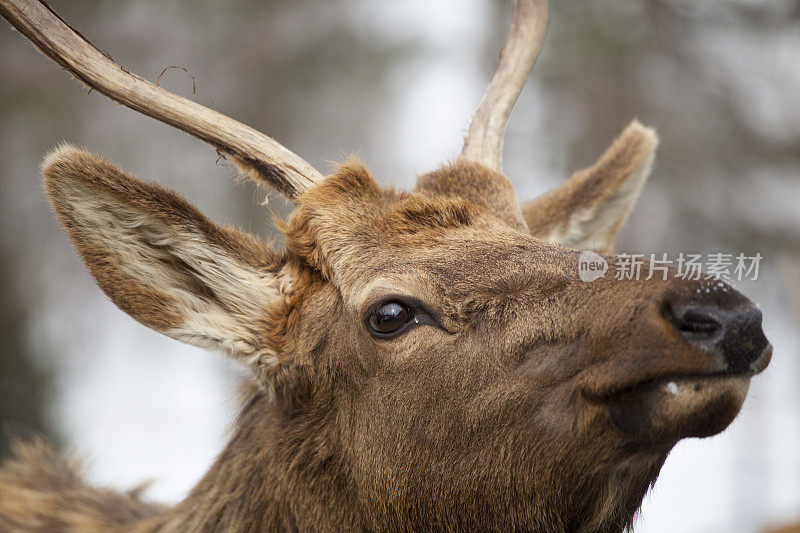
[0,254,54,457]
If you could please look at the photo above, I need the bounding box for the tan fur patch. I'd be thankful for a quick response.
[416,160,528,231]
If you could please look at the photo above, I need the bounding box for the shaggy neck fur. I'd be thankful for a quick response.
[124,388,667,533]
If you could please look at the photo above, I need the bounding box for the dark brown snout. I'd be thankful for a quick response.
[587,278,772,444]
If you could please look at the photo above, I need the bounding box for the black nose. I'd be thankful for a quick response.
[666,295,769,374]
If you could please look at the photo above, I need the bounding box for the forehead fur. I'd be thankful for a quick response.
[281,161,500,286]
[416,160,527,231]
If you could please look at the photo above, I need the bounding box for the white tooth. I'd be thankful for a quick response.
[665,381,679,395]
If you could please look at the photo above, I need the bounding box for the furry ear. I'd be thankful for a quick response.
[42,145,290,378]
[521,121,658,252]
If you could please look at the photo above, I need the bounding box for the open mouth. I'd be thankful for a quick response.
[582,343,772,402]
[603,371,751,401]
[585,344,772,443]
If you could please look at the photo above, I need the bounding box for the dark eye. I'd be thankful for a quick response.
[368,301,413,336]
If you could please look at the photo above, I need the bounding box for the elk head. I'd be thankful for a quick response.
[2,0,771,531]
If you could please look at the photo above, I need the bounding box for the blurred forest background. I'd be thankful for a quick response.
[0,1,798,531]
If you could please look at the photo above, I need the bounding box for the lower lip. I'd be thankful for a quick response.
[606,374,751,442]
[624,372,750,398]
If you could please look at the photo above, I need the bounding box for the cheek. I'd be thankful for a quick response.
[466,373,593,451]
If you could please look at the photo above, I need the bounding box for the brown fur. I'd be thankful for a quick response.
[417,160,528,231]
[0,132,769,531]
[0,439,161,531]
[764,525,800,533]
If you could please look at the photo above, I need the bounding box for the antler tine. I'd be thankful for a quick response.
[0,0,323,200]
[461,0,549,172]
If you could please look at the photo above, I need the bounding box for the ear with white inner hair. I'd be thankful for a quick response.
[42,145,291,381]
[521,120,658,252]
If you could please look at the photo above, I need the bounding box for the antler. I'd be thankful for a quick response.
[0,0,323,200]
[461,0,549,172]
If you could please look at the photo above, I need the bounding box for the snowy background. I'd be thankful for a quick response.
[1,1,798,531]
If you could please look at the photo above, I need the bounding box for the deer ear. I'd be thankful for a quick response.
[42,145,288,377]
[521,121,658,252]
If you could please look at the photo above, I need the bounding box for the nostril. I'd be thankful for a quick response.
[673,308,722,337]
[663,291,769,374]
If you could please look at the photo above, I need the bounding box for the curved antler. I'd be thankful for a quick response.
[461,0,549,172]
[0,0,323,200]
